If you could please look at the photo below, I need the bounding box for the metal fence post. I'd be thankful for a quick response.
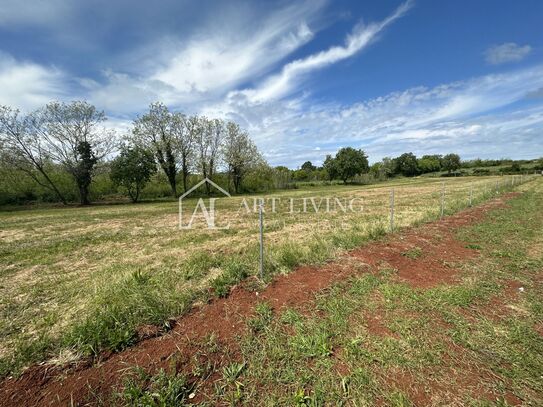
[259,201,264,280]
[390,188,395,232]
[440,182,445,219]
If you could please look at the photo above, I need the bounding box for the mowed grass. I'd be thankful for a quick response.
[119,178,543,406]
[0,175,537,376]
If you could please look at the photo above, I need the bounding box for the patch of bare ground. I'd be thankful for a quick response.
[0,193,520,406]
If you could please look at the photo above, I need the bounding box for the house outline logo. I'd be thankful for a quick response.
[178,178,231,230]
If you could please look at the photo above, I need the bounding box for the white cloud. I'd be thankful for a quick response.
[79,0,326,115]
[2,1,542,165]
[150,1,324,101]
[484,42,532,65]
[234,1,412,103]
[0,52,66,110]
[208,64,543,165]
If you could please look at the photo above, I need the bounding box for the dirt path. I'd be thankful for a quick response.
[0,193,518,406]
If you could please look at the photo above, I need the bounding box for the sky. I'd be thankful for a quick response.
[0,0,542,167]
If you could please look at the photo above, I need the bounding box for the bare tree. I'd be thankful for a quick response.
[35,101,114,205]
[133,102,178,197]
[172,113,196,193]
[223,122,261,193]
[0,105,67,204]
[196,117,224,195]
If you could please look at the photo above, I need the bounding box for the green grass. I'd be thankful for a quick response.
[113,182,543,405]
[0,175,538,377]
[117,367,192,406]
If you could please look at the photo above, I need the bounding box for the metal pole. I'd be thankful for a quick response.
[440,182,445,219]
[259,201,264,280]
[390,188,395,232]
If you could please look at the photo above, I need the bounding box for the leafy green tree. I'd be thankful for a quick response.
[292,168,311,181]
[395,153,419,176]
[223,121,261,193]
[371,157,396,178]
[111,145,156,202]
[417,155,442,174]
[74,141,98,205]
[301,161,316,171]
[273,166,291,189]
[333,147,369,183]
[442,153,461,174]
[510,162,521,173]
[323,154,338,181]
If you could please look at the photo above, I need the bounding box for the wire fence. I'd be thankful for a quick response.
[257,174,540,280]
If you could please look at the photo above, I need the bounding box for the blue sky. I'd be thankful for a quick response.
[1,0,542,167]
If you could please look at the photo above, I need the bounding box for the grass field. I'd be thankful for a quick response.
[163,178,541,405]
[0,175,537,377]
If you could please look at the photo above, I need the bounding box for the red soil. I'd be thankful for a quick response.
[0,193,520,406]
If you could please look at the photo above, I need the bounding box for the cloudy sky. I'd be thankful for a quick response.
[1,0,542,166]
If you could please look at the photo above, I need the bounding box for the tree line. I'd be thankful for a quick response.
[284,152,542,184]
[1,100,541,205]
[0,101,265,204]
[284,150,461,183]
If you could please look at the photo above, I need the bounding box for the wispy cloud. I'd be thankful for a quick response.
[83,0,326,114]
[1,0,542,165]
[152,11,316,96]
[212,64,543,165]
[234,1,412,103]
[484,42,532,65]
[0,52,66,110]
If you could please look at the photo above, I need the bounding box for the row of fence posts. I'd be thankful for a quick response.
[259,174,537,280]
[388,174,534,234]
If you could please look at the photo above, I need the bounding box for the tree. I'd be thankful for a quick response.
[371,157,396,179]
[442,153,461,174]
[395,153,419,177]
[133,102,178,197]
[73,141,98,205]
[172,113,196,193]
[301,161,316,171]
[36,101,113,205]
[223,121,261,193]
[417,155,442,174]
[273,166,291,189]
[0,105,68,204]
[323,154,338,181]
[110,145,156,202]
[333,147,369,183]
[196,117,224,195]
[510,162,521,173]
